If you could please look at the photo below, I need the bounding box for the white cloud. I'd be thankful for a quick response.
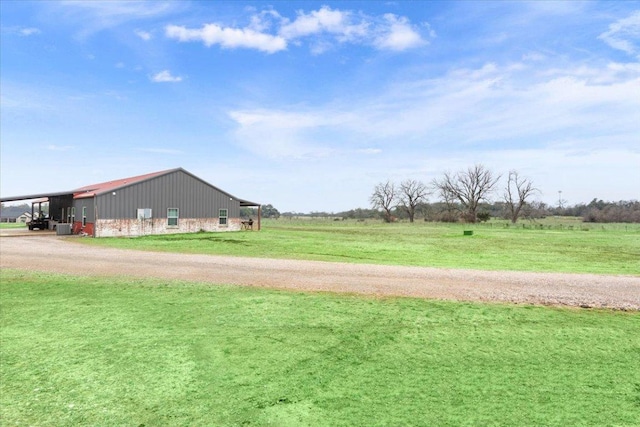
[20,27,41,36]
[164,6,427,53]
[279,6,368,41]
[134,29,152,40]
[150,70,182,83]
[165,23,287,53]
[247,9,283,32]
[374,14,426,51]
[598,10,640,58]
[278,6,427,51]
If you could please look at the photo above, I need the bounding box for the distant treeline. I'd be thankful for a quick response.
[557,199,640,223]
[7,199,638,224]
[274,198,640,223]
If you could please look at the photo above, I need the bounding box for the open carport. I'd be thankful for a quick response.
[1,191,76,234]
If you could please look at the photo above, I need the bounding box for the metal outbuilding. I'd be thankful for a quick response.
[0,168,261,237]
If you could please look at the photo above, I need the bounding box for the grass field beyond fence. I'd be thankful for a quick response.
[1,270,639,426]
[80,219,640,275]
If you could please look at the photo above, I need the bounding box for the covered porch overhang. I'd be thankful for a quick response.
[239,199,262,231]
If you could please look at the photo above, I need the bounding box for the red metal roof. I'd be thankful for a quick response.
[1,167,259,206]
[73,168,176,199]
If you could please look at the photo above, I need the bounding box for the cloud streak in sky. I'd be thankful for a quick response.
[20,27,41,36]
[229,60,640,160]
[2,26,42,36]
[55,0,181,38]
[598,10,640,58]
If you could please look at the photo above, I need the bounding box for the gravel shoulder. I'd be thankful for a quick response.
[1,233,638,310]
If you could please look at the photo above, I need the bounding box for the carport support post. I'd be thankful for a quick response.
[31,201,42,220]
[258,205,261,231]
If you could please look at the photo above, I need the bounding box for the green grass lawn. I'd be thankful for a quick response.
[79,219,640,275]
[0,222,27,229]
[1,270,639,426]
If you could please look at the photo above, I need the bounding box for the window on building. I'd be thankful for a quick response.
[71,207,76,224]
[137,208,152,220]
[219,209,228,226]
[82,207,87,227]
[167,208,179,227]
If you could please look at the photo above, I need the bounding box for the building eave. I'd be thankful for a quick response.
[0,191,75,203]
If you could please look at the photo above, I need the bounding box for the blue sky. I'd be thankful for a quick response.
[1,1,639,212]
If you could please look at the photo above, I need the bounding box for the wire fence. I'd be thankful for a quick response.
[266,217,640,232]
[472,222,640,232]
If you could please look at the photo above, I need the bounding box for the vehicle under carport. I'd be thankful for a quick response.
[1,191,76,233]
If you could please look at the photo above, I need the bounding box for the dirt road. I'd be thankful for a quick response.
[1,234,638,310]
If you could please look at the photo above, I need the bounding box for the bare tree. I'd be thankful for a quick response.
[432,184,459,222]
[370,181,396,223]
[433,164,500,223]
[504,170,538,223]
[398,179,429,223]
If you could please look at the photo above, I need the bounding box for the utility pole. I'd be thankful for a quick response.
[558,190,563,209]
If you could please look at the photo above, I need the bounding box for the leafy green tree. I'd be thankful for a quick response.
[261,204,280,219]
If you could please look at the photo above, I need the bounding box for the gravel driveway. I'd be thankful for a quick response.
[1,233,638,310]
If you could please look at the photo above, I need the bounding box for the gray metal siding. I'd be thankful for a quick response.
[72,198,96,223]
[96,170,240,220]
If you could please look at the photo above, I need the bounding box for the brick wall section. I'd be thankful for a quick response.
[94,218,241,237]
[73,221,95,236]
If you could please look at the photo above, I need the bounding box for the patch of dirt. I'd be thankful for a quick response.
[1,234,638,310]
